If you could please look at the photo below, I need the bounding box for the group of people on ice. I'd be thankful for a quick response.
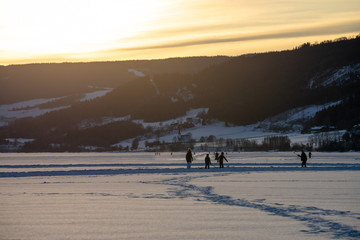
[186,148,312,169]
[186,148,228,169]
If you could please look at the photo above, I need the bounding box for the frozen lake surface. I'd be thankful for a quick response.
[1,152,360,240]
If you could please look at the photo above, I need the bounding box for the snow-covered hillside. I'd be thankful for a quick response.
[0,97,70,126]
[0,88,113,126]
[128,68,146,77]
[309,63,360,88]
[114,101,344,150]
[79,87,113,102]
[0,66,355,152]
[259,100,342,132]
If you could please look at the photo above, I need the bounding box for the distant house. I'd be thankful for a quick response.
[351,124,360,135]
[310,126,335,133]
[177,133,192,143]
[310,126,326,133]
[0,138,34,152]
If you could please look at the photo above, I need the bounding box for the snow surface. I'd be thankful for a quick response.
[320,63,360,87]
[133,108,208,129]
[0,97,70,126]
[171,87,195,102]
[309,63,360,88]
[128,68,161,95]
[0,152,359,240]
[0,88,113,126]
[79,88,113,102]
[149,78,160,95]
[268,101,342,123]
[128,68,146,77]
[5,138,34,144]
[78,115,132,129]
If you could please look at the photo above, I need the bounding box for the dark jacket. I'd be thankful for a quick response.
[205,155,211,164]
[218,154,228,164]
[298,152,307,162]
[186,151,193,163]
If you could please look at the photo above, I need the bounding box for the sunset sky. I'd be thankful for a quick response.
[1,0,359,65]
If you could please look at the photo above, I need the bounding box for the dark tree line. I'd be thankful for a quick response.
[20,121,147,152]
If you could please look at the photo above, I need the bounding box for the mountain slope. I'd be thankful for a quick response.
[0,37,359,151]
[193,37,360,124]
[0,56,229,104]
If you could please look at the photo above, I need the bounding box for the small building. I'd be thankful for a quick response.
[177,133,192,143]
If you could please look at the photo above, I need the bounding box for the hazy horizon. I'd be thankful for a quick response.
[1,0,359,65]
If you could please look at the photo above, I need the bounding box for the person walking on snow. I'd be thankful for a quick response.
[186,148,193,169]
[215,152,219,162]
[218,152,228,168]
[205,154,211,169]
[297,150,308,167]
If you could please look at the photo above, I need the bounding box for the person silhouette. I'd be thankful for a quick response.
[185,148,193,169]
[297,150,308,167]
[218,152,228,168]
[215,152,219,162]
[205,154,211,169]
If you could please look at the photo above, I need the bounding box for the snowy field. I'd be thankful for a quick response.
[1,152,360,240]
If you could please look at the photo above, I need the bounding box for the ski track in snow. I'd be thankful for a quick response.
[1,152,360,239]
[139,175,360,239]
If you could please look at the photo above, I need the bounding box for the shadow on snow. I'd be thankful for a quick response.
[1,163,360,178]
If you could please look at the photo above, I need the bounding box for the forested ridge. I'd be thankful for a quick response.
[193,37,360,124]
[1,36,360,151]
[0,56,228,104]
